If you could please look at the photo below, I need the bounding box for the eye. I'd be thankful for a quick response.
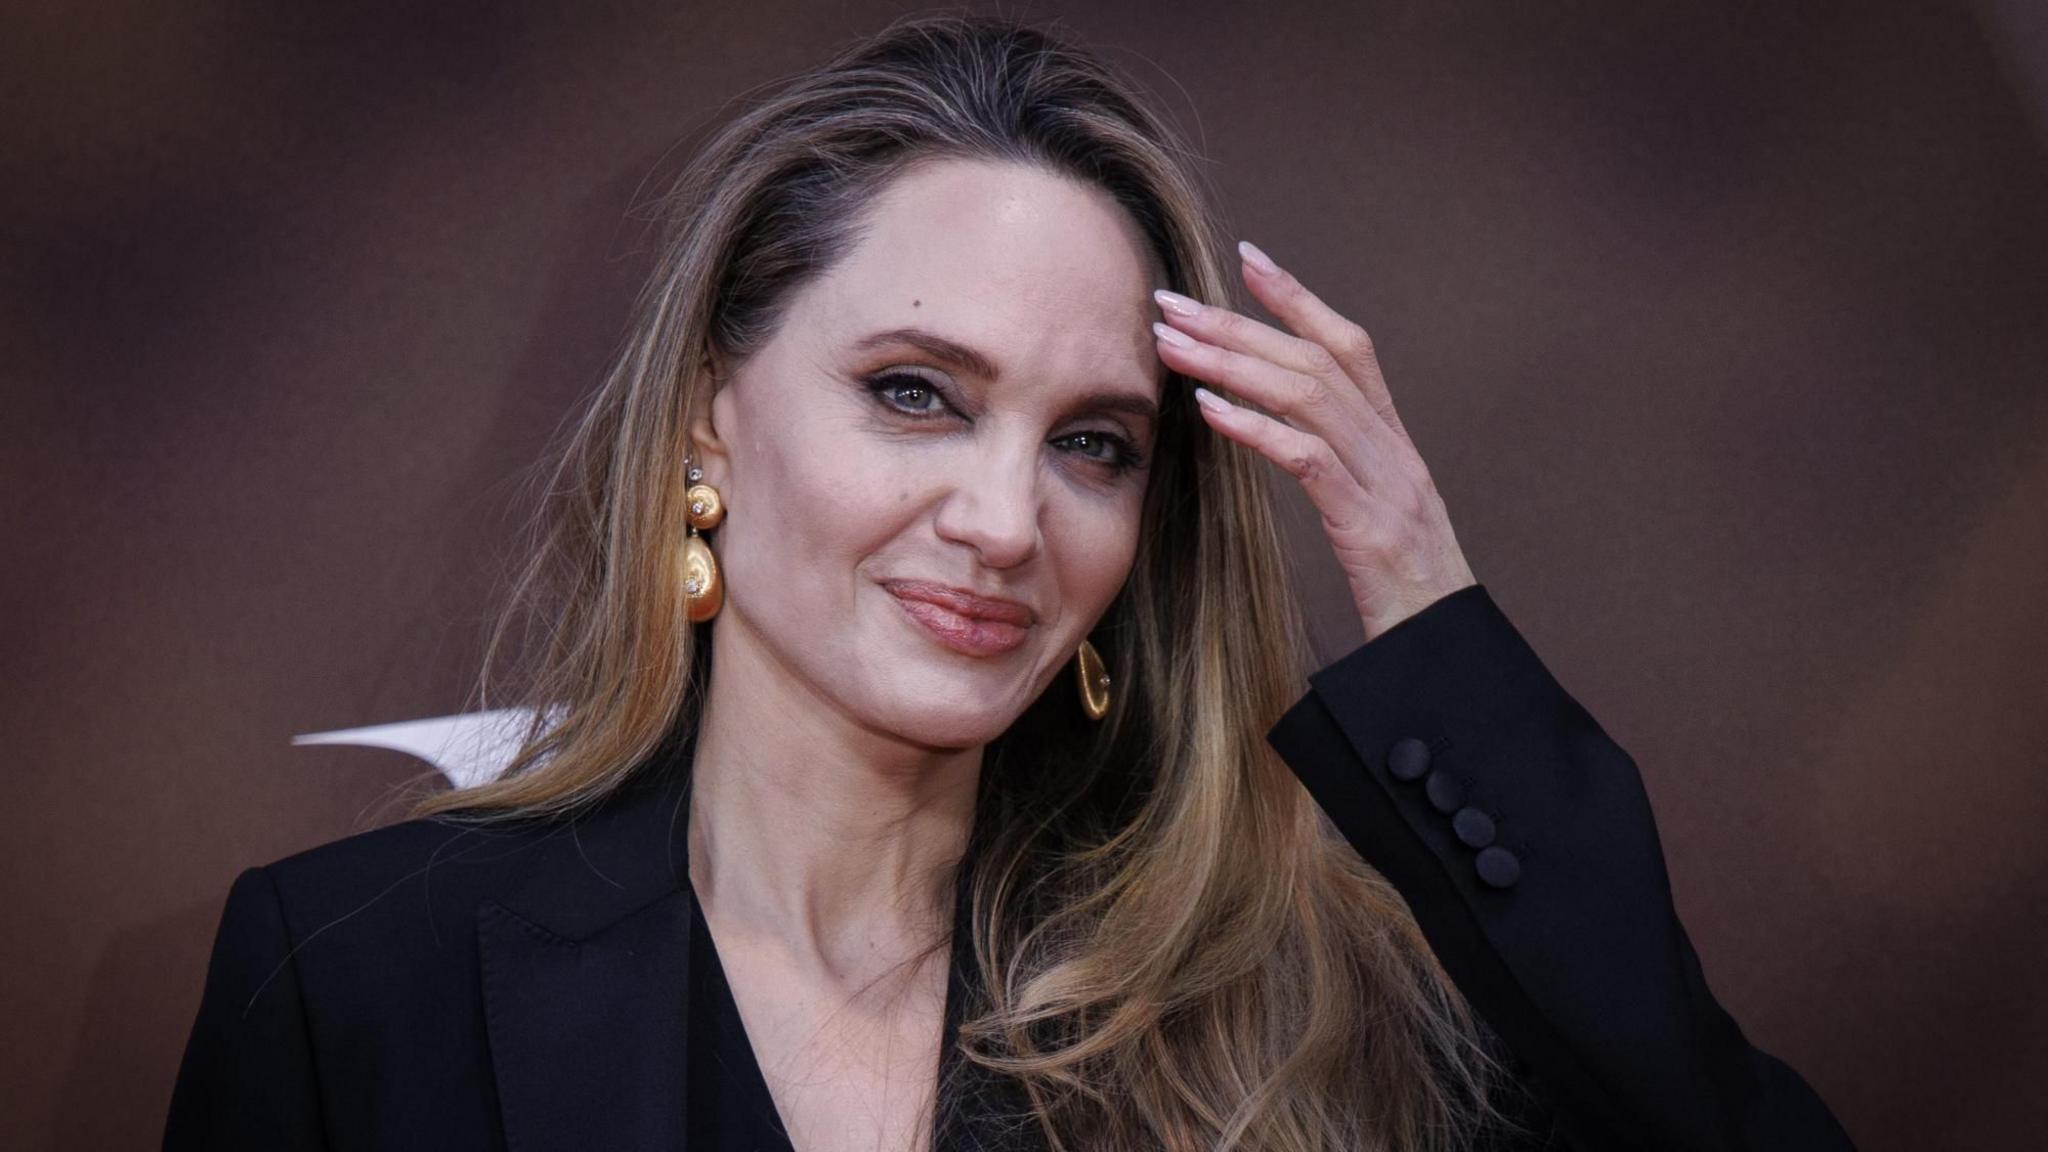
[864,369,1145,475]
[865,371,954,417]
[1055,429,1144,473]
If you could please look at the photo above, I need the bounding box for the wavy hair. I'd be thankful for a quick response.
[412,13,1526,1151]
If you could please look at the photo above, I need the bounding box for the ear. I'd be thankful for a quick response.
[686,350,733,486]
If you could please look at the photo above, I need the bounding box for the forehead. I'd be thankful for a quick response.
[798,158,1163,392]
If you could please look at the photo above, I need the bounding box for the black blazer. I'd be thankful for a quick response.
[165,584,1857,1150]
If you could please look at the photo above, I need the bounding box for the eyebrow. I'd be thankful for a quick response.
[851,325,1160,425]
[852,326,1002,380]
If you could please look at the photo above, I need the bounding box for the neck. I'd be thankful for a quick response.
[686,615,980,980]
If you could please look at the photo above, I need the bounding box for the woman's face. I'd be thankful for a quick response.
[692,157,1165,750]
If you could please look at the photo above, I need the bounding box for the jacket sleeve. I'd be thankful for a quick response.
[1264,583,1857,1152]
[164,865,331,1150]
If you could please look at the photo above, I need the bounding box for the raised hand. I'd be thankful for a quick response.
[1152,240,1478,643]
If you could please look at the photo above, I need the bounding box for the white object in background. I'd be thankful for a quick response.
[293,706,561,789]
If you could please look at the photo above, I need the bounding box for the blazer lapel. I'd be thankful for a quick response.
[474,739,698,1150]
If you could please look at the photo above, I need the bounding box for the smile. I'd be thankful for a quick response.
[884,580,1033,657]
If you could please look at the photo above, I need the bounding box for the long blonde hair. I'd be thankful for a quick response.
[414,14,1527,1150]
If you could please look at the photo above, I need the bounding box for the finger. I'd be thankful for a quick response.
[1153,289,1380,434]
[1235,240,1410,444]
[1188,385,1373,530]
[1153,321,1386,491]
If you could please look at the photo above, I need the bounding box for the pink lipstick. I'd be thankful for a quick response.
[884,580,1033,657]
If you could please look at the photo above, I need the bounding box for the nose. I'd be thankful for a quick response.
[932,445,1041,569]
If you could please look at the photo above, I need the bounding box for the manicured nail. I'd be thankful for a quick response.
[1237,239,1278,275]
[1193,386,1231,414]
[1153,288,1203,317]
[1152,320,1194,348]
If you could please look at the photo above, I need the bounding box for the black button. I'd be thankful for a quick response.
[1452,807,1495,848]
[1424,770,1464,814]
[1476,846,1521,889]
[1387,737,1431,782]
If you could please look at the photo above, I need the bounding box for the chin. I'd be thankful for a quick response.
[867,680,1023,751]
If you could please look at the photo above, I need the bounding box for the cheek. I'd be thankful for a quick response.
[720,418,907,601]
[1056,501,1143,623]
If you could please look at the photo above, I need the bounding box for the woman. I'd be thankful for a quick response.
[165,14,1857,1152]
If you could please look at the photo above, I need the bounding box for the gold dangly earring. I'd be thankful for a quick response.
[681,458,725,622]
[1075,638,1111,721]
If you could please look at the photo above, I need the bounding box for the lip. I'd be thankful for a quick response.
[884,579,1035,657]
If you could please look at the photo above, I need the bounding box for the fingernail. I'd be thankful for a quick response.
[1152,320,1194,348]
[1237,239,1279,275]
[1153,288,1203,317]
[1193,386,1231,414]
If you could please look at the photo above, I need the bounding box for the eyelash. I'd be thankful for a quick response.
[862,371,1145,473]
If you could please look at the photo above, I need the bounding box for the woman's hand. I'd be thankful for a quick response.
[1151,240,1477,644]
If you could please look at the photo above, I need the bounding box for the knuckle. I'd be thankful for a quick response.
[1394,484,1426,522]
[1394,475,1436,522]
[1340,322,1377,363]
[1323,509,1381,549]
[1287,373,1326,414]
[1285,438,1336,484]
[1306,342,1345,382]
[1320,509,1366,542]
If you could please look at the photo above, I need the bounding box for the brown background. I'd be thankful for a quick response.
[5,1,2046,1148]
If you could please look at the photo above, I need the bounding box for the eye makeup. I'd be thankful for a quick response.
[857,369,1148,476]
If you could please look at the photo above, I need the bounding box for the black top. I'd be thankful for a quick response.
[684,847,1557,1152]
[686,885,795,1150]
[164,583,1861,1150]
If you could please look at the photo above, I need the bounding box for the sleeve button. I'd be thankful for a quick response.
[1387,737,1431,782]
[1452,807,1496,848]
[1475,846,1522,889]
[1424,770,1465,814]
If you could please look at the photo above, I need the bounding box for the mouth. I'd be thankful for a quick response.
[883,580,1034,657]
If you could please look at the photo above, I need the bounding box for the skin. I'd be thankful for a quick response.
[685,156,1476,1152]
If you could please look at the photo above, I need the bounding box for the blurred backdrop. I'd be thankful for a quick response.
[5,1,2046,1147]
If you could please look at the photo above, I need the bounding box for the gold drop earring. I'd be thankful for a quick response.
[1076,638,1111,721]
[681,458,725,622]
